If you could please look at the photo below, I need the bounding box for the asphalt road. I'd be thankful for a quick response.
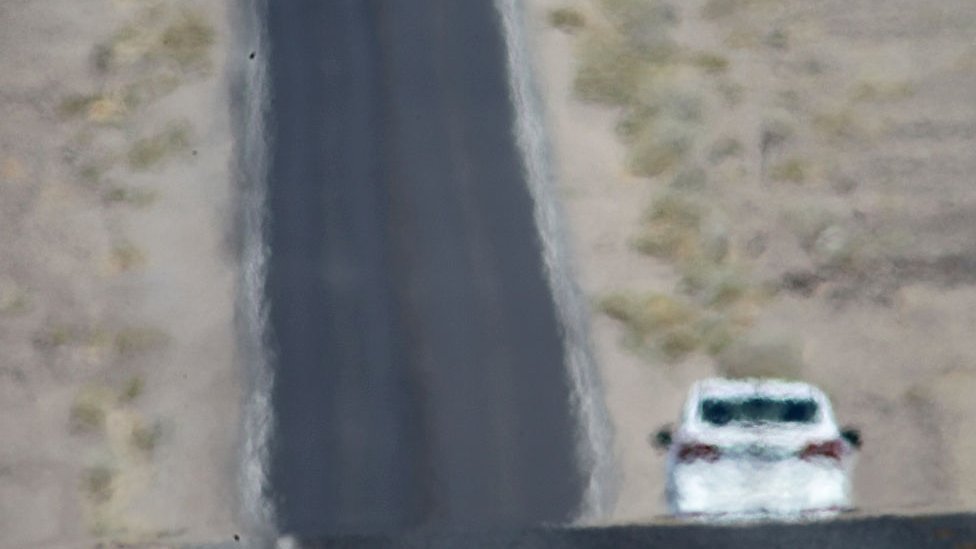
[294,513,976,548]
[264,0,584,537]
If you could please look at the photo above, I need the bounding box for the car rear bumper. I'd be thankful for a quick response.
[668,459,850,517]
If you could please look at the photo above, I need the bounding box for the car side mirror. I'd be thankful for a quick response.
[841,426,862,449]
[651,425,672,450]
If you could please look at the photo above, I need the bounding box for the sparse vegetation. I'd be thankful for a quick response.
[548,7,586,33]
[34,324,80,349]
[127,120,192,170]
[114,326,169,357]
[850,80,914,102]
[633,193,705,258]
[0,282,30,315]
[157,8,216,71]
[573,30,649,105]
[84,465,115,503]
[60,92,134,124]
[58,94,100,119]
[599,292,706,360]
[97,6,214,73]
[120,375,145,403]
[600,292,697,332]
[70,391,107,434]
[131,420,163,455]
[769,157,808,183]
[702,0,773,20]
[763,28,789,50]
[628,124,694,176]
[109,241,147,272]
[692,52,730,74]
[812,108,863,141]
[708,136,743,163]
[658,327,702,360]
[103,186,158,207]
[670,165,708,190]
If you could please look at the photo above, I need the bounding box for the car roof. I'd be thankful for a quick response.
[692,377,824,401]
[681,378,837,444]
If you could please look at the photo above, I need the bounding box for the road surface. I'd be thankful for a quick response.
[294,512,976,548]
[264,0,584,537]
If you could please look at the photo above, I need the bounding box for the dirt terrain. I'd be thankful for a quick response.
[0,1,241,546]
[524,0,976,522]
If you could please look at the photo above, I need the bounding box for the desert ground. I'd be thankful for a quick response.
[0,0,242,546]
[524,0,976,523]
[4,0,976,545]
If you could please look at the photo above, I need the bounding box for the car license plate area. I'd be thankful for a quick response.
[734,443,792,462]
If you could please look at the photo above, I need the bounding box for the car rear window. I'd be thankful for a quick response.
[700,397,818,426]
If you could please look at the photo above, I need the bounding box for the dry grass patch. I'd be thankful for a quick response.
[702,0,774,20]
[96,6,214,73]
[70,387,112,434]
[850,79,915,102]
[628,123,694,176]
[130,420,163,456]
[691,52,730,74]
[670,165,708,191]
[768,157,809,183]
[0,280,30,315]
[574,29,650,105]
[600,292,705,360]
[103,186,158,208]
[127,120,192,171]
[633,193,705,258]
[600,292,698,332]
[58,94,101,119]
[108,241,147,272]
[157,8,216,71]
[84,464,115,504]
[708,136,743,163]
[812,108,866,142]
[60,92,134,124]
[119,375,145,404]
[573,0,678,106]
[114,326,169,358]
[34,323,83,349]
[548,7,586,33]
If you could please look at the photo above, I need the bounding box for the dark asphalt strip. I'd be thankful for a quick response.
[265,0,584,536]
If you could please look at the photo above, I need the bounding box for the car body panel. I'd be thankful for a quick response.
[664,378,856,518]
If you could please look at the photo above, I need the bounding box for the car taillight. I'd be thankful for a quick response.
[800,439,845,461]
[677,442,721,463]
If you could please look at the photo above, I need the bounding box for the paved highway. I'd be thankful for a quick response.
[264,0,584,537]
[295,512,976,548]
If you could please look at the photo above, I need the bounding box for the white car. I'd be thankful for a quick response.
[653,377,861,519]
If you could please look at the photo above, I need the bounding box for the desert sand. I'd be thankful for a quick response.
[524,0,976,522]
[0,0,242,546]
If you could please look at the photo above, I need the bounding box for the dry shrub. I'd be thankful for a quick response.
[633,193,705,258]
[692,52,730,74]
[120,375,145,403]
[670,165,708,191]
[574,29,648,105]
[70,388,109,434]
[127,120,192,170]
[131,420,163,456]
[157,8,215,71]
[109,241,147,272]
[114,326,169,358]
[102,186,158,208]
[769,157,808,183]
[84,465,115,503]
[548,7,586,33]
